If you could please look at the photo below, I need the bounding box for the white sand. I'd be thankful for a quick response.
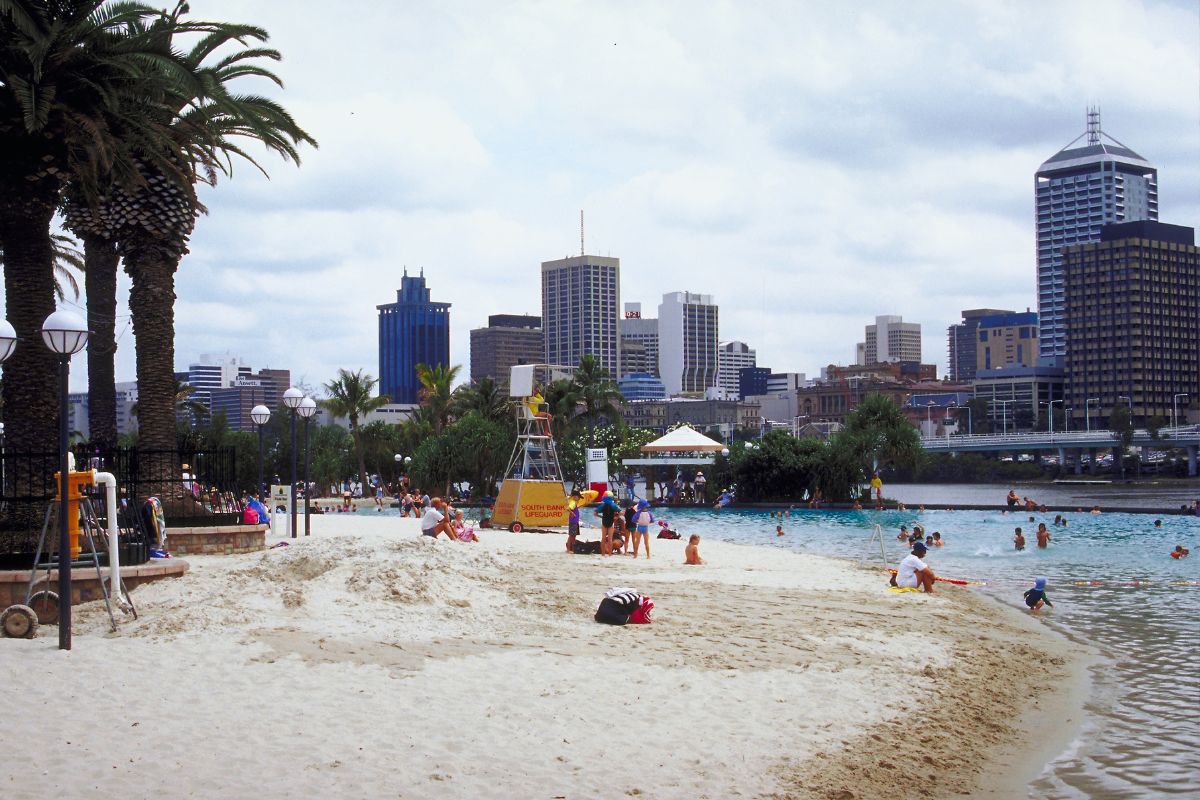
[0,516,1082,799]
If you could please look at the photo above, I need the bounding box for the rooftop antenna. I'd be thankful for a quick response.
[1086,106,1101,145]
[580,209,585,256]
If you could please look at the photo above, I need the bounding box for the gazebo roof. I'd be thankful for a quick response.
[640,425,725,453]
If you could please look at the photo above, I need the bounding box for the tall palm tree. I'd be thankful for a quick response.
[542,377,580,443]
[571,354,623,447]
[451,376,509,423]
[106,4,316,457]
[321,369,390,491]
[0,234,84,301]
[840,392,923,473]
[416,363,461,434]
[0,0,180,466]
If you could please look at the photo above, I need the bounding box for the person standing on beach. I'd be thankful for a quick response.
[1036,523,1051,549]
[566,490,581,552]
[633,499,653,559]
[596,495,618,555]
[694,471,707,504]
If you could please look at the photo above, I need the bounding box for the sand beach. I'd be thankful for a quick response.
[0,515,1087,799]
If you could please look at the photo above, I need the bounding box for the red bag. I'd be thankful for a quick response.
[242,506,259,524]
[628,596,653,624]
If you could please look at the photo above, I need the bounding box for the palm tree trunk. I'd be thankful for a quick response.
[0,190,61,533]
[125,244,181,504]
[84,234,119,448]
[351,420,368,491]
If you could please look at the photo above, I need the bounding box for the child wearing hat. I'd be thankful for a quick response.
[633,499,653,559]
[1023,577,1053,612]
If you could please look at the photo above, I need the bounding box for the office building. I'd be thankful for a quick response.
[470,314,543,391]
[947,308,1012,382]
[1063,221,1199,426]
[541,255,620,377]
[378,270,451,404]
[658,291,719,396]
[738,367,771,400]
[617,373,667,402]
[67,381,139,441]
[716,341,756,399]
[209,368,291,431]
[977,311,1039,372]
[188,354,252,407]
[972,366,1065,432]
[857,315,921,365]
[619,302,659,378]
[1036,110,1157,363]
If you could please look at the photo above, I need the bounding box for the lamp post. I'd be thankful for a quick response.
[1117,395,1133,416]
[282,387,304,538]
[298,397,317,537]
[1064,407,1072,432]
[42,310,89,651]
[1085,398,1100,433]
[251,404,271,498]
[925,400,936,438]
[1173,393,1189,430]
[997,399,1016,435]
[1047,399,1062,436]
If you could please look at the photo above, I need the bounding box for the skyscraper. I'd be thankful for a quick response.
[378,270,451,404]
[619,302,659,378]
[947,308,1011,382]
[976,311,1039,372]
[1035,110,1157,363]
[541,255,620,376]
[717,341,756,399]
[469,314,543,391]
[1063,221,1198,426]
[857,315,921,365]
[658,291,719,396]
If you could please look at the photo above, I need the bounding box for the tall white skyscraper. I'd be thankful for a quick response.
[857,315,921,364]
[1035,110,1157,363]
[717,341,756,399]
[541,255,621,376]
[658,291,719,396]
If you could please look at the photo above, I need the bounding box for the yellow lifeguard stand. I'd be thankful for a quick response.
[492,364,572,532]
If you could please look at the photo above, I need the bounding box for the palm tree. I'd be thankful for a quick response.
[416,363,461,434]
[321,369,390,490]
[840,392,923,474]
[451,377,509,423]
[0,233,84,301]
[107,4,316,457]
[0,0,180,465]
[541,377,580,443]
[571,354,623,447]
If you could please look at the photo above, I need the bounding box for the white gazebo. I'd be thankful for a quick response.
[622,425,727,467]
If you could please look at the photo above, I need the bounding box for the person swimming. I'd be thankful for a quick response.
[1170,545,1190,559]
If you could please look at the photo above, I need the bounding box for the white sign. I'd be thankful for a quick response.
[585,448,609,487]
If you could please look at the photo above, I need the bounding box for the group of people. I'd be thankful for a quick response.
[565,490,705,564]
[1013,522,1053,551]
[419,497,479,543]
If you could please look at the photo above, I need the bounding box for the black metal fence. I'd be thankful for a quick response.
[0,446,239,565]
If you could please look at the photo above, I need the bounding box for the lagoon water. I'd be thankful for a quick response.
[642,505,1200,798]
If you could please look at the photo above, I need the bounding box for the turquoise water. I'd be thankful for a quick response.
[647,506,1200,799]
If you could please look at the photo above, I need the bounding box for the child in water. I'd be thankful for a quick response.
[776,524,785,537]
[1013,527,1026,551]
[1023,576,1053,612]
[684,534,705,565]
[1170,545,1190,559]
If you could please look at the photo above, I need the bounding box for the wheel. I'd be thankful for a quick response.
[1,604,39,639]
[27,591,60,625]
[509,522,523,533]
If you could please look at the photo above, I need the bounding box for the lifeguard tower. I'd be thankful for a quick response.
[492,364,572,532]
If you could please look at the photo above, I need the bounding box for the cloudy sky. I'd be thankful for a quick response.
[54,0,1200,392]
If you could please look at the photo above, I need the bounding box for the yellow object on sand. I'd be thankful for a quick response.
[888,587,920,593]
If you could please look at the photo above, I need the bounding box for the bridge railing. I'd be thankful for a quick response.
[922,426,1200,450]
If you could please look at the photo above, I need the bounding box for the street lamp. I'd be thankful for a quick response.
[1085,398,1100,433]
[250,404,271,498]
[997,399,1017,435]
[297,397,317,537]
[1173,393,1189,429]
[925,400,936,438]
[42,309,89,651]
[1117,395,1133,415]
[1047,399,1063,436]
[1064,407,1072,432]
[282,386,304,538]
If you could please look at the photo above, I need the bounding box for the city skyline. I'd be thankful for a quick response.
[17,1,1197,393]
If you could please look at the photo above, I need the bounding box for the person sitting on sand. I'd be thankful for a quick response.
[1036,523,1051,549]
[1013,527,1026,551]
[684,534,705,565]
[929,532,944,547]
[420,497,455,540]
[891,540,935,592]
[452,510,479,542]
[1170,545,1190,559]
[1023,576,1053,612]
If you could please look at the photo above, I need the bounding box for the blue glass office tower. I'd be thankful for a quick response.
[378,270,450,404]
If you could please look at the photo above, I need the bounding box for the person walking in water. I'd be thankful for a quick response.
[1036,523,1051,549]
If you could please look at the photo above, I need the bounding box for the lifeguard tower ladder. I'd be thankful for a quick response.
[492,364,572,532]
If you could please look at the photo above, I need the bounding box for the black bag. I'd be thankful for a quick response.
[594,596,630,625]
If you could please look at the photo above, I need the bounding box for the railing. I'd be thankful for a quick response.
[922,426,1200,449]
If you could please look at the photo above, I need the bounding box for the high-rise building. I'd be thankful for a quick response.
[617,373,667,401]
[857,315,921,365]
[378,270,451,404]
[188,354,252,407]
[658,291,719,396]
[209,368,291,431]
[541,255,620,377]
[947,308,1012,382]
[716,341,756,399]
[68,381,139,441]
[619,302,658,378]
[976,311,1039,372]
[1063,221,1198,426]
[739,367,771,400]
[469,314,543,391]
[1036,110,1157,363]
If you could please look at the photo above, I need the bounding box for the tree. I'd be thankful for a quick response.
[964,397,992,435]
[321,369,390,490]
[416,363,461,433]
[571,354,622,447]
[0,0,183,468]
[542,377,580,442]
[840,393,923,473]
[1108,403,1133,478]
[731,431,824,502]
[451,376,509,423]
[110,5,315,459]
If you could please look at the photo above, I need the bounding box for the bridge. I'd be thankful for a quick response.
[920,426,1200,476]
